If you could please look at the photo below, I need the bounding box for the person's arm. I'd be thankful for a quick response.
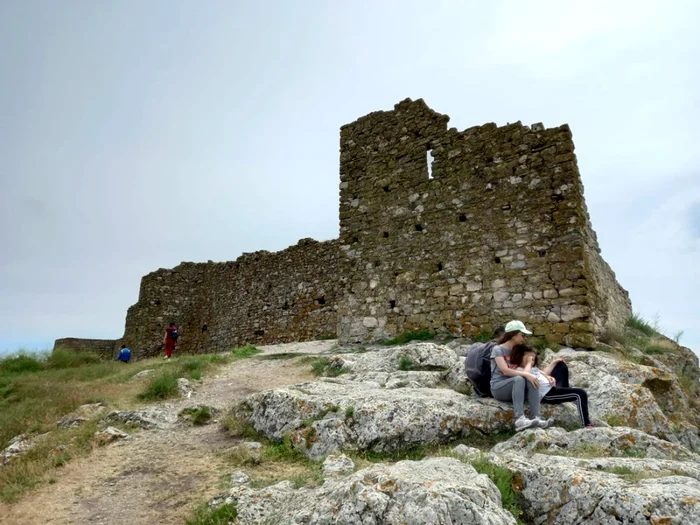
[543,356,565,375]
[493,356,540,387]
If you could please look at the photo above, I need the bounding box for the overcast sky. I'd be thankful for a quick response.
[1,0,699,355]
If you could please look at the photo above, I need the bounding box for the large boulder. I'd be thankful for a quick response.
[490,452,700,524]
[102,407,176,430]
[333,342,458,374]
[221,457,517,524]
[542,348,700,450]
[56,402,107,429]
[235,378,576,459]
[492,427,700,463]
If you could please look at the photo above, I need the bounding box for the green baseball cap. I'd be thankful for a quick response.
[505,320,532,335]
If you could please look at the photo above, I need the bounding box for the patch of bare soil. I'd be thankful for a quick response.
[0,340,333,525]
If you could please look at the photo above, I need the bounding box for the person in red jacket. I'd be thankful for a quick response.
[163,322,179,360]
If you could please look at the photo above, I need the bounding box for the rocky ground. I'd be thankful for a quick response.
[2,336,700,524]
[0,341,333,525]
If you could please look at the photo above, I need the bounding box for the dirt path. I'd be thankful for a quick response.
[0,341,334,525]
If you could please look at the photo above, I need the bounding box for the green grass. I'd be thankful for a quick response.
[185,503,237,525]
[137,372,179,401]
[381,329,434,346]
[231,344,262,360]
[0,353,44,374]
[350,444,428,463]
[308,357,346,377]
[181,406,213,425]
[622,445,647,458]
[469,455,524,524]
[626,312,657,337]
[0,348,231,503]
[46,348,103,369]
[398,356,414,371]
[345,406,355,419]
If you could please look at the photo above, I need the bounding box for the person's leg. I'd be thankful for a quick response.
[492,376,526,417]
[550,362,570,388]
[526,380,542,419]
[542,387,591,426]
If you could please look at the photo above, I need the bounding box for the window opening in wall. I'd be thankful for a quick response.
[383,185,391,192]
[415,224,423,232]
[254,329,265,336]
[553,194,565,202]
[494,257,501,264]
[538,249,547,258]
[374,260,381,267]
[426,149,434,179]
[316,296,326,305]
[383,231,389,238]
[154,300,161,306]
[393,271,399,277]
[352,236,359,244]
[282,301,290,310]
[390,300,396,308]
[201,324,208,333]
[437,262,443,272]
[458,214,466,222]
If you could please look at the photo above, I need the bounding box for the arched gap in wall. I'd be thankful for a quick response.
[458,214,466,222]
[316,296,326,305]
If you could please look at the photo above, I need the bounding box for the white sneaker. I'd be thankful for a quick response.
[514,415,539,432]
[537,417,554,429]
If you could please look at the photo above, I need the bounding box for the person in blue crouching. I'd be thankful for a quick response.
[117,345,131,363]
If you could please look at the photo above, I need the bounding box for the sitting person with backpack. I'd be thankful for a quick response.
[465,326,505,397]
[163,322,179,360]
[490,320,554,432]
[510,344,593,429]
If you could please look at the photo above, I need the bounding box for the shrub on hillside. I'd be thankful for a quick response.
[46,349,102,369]
[138,372,179,401]
[0,353,43,374]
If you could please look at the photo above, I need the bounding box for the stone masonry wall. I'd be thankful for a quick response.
[120,238,342,358]
[53,338,120,359]
[56,98,631,353]
[337,98,631,346]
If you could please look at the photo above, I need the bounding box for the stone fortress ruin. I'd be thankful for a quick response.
[55,99,632,358]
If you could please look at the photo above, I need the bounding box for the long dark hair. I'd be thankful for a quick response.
[510,344,539,368]
[497,331,521,345]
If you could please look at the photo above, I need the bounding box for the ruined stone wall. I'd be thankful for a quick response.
[120,238,342,358]
[337,98,631,346]
[53,338,119,359]
[57,98,631,352]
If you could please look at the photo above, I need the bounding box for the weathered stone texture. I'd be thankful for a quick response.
[337,98,631,344]
[58,98,631,354]
[52,338,119,359]
[120,238,341,357]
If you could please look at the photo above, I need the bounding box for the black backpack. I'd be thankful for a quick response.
[169,328,179,341]
[465,341,496,386]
